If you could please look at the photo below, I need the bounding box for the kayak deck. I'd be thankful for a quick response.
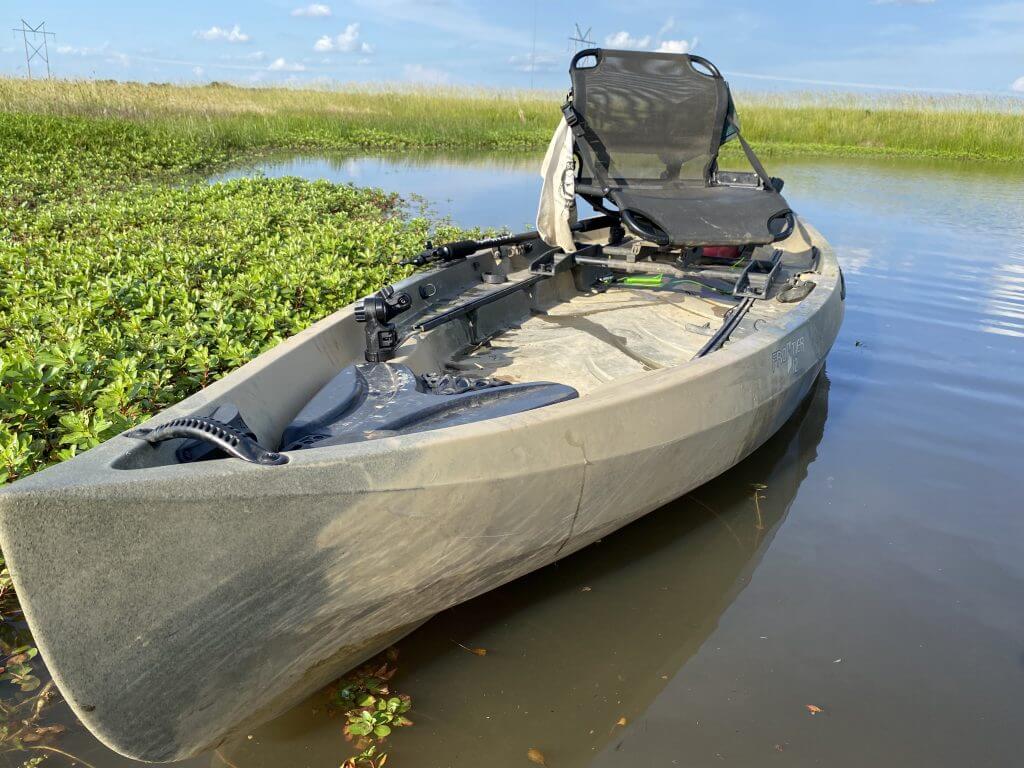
[450,284,735,394]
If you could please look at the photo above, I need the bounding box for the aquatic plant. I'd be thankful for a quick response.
[331,649,413,768]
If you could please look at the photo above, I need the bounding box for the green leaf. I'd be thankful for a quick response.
[347,722,371,736]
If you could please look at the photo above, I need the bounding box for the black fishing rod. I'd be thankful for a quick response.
[402,215,616,267]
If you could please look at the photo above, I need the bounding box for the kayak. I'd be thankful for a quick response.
[0,216,843,761]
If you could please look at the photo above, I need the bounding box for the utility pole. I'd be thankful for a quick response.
[568,23,594,53]
[12,19,55,79]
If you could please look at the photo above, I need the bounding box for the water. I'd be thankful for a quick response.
[33,154,1024,766]
[210,154,545,231]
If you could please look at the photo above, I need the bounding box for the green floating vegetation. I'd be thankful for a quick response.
[331,649,413,768]
[0,112,469,484]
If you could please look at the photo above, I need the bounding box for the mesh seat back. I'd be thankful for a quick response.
[571,49,729,183]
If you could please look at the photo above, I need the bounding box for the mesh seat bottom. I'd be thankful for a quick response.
[612,184,791,246]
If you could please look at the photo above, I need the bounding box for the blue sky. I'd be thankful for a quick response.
[4,1,1024,95]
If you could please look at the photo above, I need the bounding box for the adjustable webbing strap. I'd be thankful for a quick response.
[728,115,775,191]
[561,102,615,196]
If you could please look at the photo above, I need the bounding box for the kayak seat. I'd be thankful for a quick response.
[587,182,792,247]
[564,48,792,247]
[280,363,577,450]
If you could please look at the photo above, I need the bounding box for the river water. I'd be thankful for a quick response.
[41,154,1024,766]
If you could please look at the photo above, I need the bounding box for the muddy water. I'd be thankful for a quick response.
[36,155,1024,767]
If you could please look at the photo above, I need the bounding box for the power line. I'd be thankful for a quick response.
[12,19,55,79]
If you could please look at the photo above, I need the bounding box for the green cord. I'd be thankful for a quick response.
[619,275,665,286]
[612,274,733,296]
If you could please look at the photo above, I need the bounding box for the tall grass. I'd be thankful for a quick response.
[1,77,1022,162]
[0,79,554,152]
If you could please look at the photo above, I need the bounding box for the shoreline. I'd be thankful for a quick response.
[2,78,1022,165]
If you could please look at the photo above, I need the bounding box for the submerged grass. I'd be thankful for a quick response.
[2,78,1023,163]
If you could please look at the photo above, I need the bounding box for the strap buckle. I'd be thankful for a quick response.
[561,103,581,128]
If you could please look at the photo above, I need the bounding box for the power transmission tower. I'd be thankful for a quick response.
[12,19,55,79]
[568,24,594,53]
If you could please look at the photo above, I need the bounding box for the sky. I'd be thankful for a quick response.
[3,0,1024,95]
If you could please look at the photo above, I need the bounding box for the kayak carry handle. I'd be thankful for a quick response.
[127,417,288,466]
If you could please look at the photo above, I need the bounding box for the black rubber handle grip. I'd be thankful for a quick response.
[437,240,479,260]
[129,417,288,466]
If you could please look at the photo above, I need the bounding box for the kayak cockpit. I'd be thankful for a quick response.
[113,223,821,470]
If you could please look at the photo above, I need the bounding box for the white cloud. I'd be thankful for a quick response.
[605,31,651,49]
[313,23,372,53]
[57,43,104,56]
[195,25,250,43]
[59,43,133,67]
[268,57,306,71]
[193,65,205,77]
[1012,76,1024,92]
[292,4,332,16]
[605,27,696,54]
[657,39,696,54]
[508,53,558,73]
[403,63,450,85]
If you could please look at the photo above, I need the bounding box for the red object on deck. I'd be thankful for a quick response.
[702,246,741,260]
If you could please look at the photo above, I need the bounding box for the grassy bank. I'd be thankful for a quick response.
[2,78,1023,163]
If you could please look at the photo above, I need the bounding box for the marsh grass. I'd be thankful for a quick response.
[2,78,1022,162]
[0,79,554,152]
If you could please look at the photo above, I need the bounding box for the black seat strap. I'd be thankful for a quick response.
[561,102,616,196]
[727,115,775,191]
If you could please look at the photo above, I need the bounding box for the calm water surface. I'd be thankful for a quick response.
[37,154,1024,767]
